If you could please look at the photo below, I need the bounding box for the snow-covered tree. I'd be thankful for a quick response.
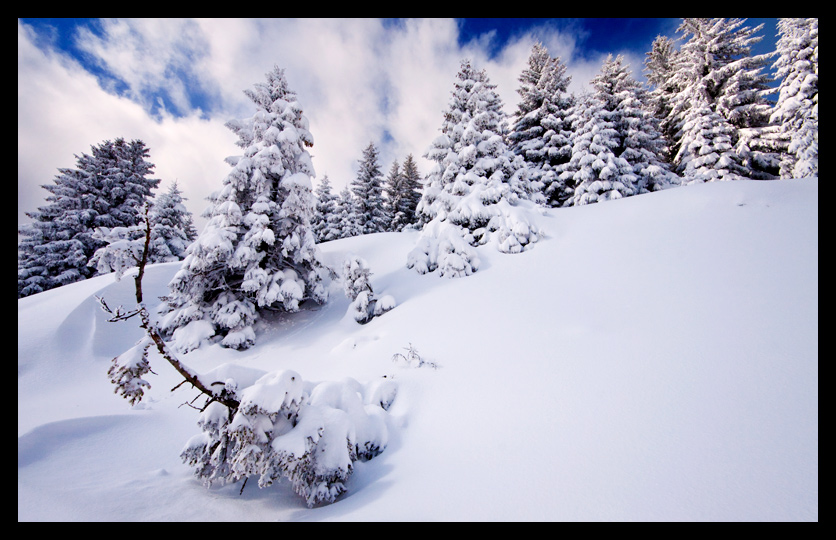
[333,186,360,239]
[312,175,339,242]
[594,54,675,193]
[665,18,774,183]
[342,255,395,324]
[644,34,681,162]
[18,138,160,297]
[160,66,328,351]
[351,142,388,234]
[89,188,196,277]
[410,59,540,277]
[398,154,423,228]
[770,18,818,178]
[95,214,397,508]
[382,155,422,232]
[509,43,574,206]
[558,90,637,206]
[383,160,403,232]
[146,181,196,262]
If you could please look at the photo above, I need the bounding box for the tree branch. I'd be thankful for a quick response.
[103,205,240,412]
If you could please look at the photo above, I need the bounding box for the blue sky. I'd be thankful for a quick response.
[18,18,781,231]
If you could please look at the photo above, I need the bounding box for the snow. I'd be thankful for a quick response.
[18,178,818,521]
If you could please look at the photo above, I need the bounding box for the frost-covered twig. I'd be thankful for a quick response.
[97,207,240,411]
[391,343,438,369]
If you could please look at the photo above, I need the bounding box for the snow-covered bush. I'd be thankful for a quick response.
[180,369,397,507]
[342,256,395,324]
[406,219,480,278]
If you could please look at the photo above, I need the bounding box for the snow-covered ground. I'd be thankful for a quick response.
[18,178,818,521]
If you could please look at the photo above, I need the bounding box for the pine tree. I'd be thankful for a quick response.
[312,175,339,242]
[509,43,574,207]
[147,181,196,262]
[666,18,774,183]
[351,142,388,234]
[559,90,637,206]
[18,138,160,297]
[595,54,674,193]
[644,35,681,162]
[770,18,818,178]
[382,156,422,232]
[409,60,540,277]
[334,186,360,239]
[383,160,403,232]
[398,154,423,229]
[160,66,328,351]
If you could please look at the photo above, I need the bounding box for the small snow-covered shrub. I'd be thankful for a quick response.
[342,256,395,324]
[485,199,541,254]
[392,343,439,369]
[181,370,397,507]
[406,219,480,278]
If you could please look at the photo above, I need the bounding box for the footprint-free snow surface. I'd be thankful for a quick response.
[19,178,818,521]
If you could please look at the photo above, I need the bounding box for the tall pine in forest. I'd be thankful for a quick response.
[509,42,574,207]
[665,18,774,183]
[383,160,403,232]
[160,66,328,351]
[312,174,339,242]
[770,18,818,179]
[398,154,423,229]
[382,155,422,232]
[644,35,681,164]
[595,54,674,194]
[18,138,160,297]
[351,142,388,234]
[559,88,637,206]
[334,185,360,239]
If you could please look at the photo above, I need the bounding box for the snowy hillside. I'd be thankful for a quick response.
[18,178,818,521]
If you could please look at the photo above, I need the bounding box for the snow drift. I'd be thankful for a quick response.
[18,178,818,521]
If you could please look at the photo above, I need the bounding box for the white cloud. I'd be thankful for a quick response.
[17,21,233,232]
[19,18,633,234]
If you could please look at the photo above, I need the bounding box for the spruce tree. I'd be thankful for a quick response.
[644,35,681,162]
[351,142,388,234]
[398,154,423,229]
[383,157,422,232]
[409,60,540,277]
[18,138,160,297]
[666,18,774,183]
[160,66,328,351]
[509,43,574,207]
[770,18,818,178]
[559,90,637,206]
[312,175,339,242]
[595,54,674,193]
[334,186,360,239]
[147,181,196,262]
[417,60,532,232]
[383,160,403,232]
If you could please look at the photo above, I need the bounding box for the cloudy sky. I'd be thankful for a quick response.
[18,18,780,232]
